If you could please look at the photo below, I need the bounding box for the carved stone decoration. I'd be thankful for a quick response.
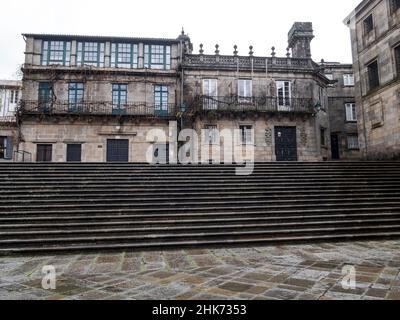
[265,128,272,146]
[233,45,238,56]
[199,44,204,55]
[300,125,307,146]
[271,47,276,57]
[249,46,254,56]
[215,44,220,55]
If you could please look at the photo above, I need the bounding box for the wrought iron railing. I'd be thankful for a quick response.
[14,150,32,163]
[189,96,315,114]
[20,100,178,118]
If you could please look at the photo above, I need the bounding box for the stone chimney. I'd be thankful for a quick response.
[288,22,314,59]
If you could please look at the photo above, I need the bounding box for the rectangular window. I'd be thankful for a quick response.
[364,15,374,34]
[154,86,169,116]
[203,79,218,110]
[144,45,171,70]
[240,125,253,145]
[77,42,105,67]
[343,74,355,86]
[392,0,400,13]
[112,84,128,115]
[320,127,326,147]
[276,81,291,107]
[68,83,84,112]
[325,74,334,80]
[367,60,380,91]
[395,45,400,76]
[204,125,218,144]
[347,135,360,150]
[0,136,12,159]
[345,103,357,122]
[111,43,138,68]
[238,79,252,103]
[41,41,71,66]
[38,82,52,112]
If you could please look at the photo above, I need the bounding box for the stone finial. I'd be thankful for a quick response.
[215,44,220,55]
[233,45,238,56]
[271,47,276,57]
[320,59,325,65]
[249,46,254,56]
[181,27,185,36]
[286,47,291,58]
[199,44,204,55]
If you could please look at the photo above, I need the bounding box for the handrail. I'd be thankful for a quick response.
[14,150,32,163]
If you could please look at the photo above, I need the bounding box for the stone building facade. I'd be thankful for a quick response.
[345,0,400,160]
[321,62,360,160]
[0,80,22,162]
[19,22,333,163]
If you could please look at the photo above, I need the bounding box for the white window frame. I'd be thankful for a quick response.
[239,125,254,145]
[343,74,355,86]
[345,103,357,122]
[203,79,218,110]
[276,81,292,110]
[238,79,252,103]
[347,135,360,150]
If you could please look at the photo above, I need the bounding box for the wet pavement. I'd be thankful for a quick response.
[0,241,399,300]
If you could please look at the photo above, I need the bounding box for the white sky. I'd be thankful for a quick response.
[0,0,360,79]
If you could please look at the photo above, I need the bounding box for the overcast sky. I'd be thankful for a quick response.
[0,0,360,80]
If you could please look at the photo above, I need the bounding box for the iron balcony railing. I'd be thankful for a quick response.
[191,96,315,114]
[20,100,178,118]
[14,150,32,163]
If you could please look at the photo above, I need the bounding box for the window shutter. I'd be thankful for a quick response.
[5,137,13,159]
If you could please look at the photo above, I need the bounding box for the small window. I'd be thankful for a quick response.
[345,103,357,122]
[144,45,171,70]
[276,81,291,107]
[320,127,326,147]
[240,125,253,145]
[204,125,218,144]
[154,85,169,116]
[367,60,380,91]
[343,74,355,86]
[391,0,400,13]
[67,144,82,162]
[347,135,360,150]
[395,45,400,77]
[112,84,128,115]
[0,136,13,160]
[68,83,84,112]
[364,15,374,34]
[37,144,53,162]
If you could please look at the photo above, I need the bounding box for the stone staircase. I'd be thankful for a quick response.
[0,162,400,255]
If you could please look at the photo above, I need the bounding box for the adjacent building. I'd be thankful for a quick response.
[0,80,22,162]
[321,62,360,160]
[19,23,333,163]
[345,0,400,160]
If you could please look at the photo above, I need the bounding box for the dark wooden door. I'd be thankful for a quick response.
[107,139,129,162]
[37,144,53,162]
[67,144,82,162]
[275,127,298,162]
[331,134,340,160]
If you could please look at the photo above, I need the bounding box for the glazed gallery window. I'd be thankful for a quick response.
[347,135,360,150]
[77,42,105,67]
[345,103,357,122]
[154,86,169,116]
[144,45,171,70]
[276,81,291,107]
[204,125,218,144]
[367,60,380,91]
[111,43,138,68]
[203,79,218,110]
[240,125,254,145]
[41,41,71,66]
[364,15,374,34]
[238,80,252,103]
[112,84,128,114]
[68,83,84,111]
[343,74,355,86]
